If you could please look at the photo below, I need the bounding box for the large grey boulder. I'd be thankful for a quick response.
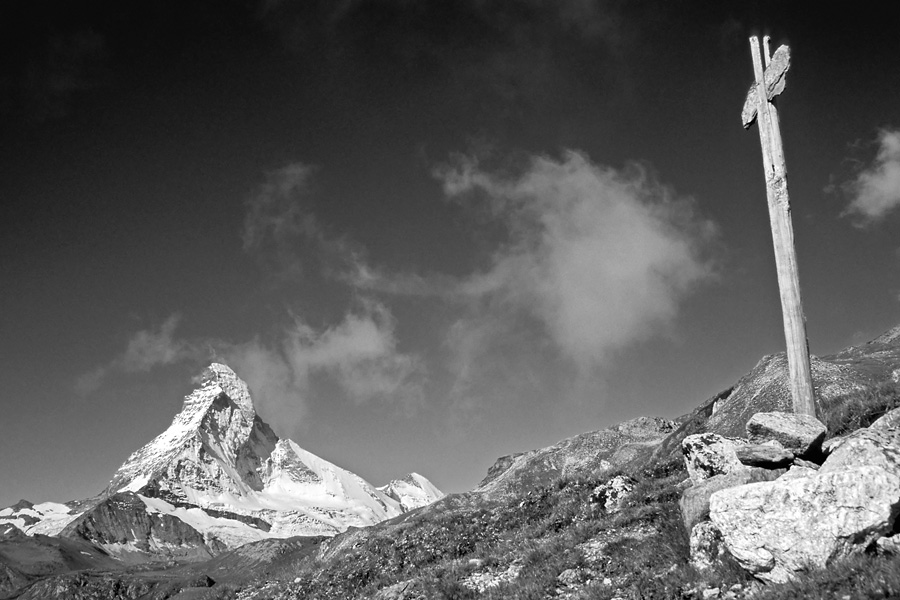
[679,468,784,532]
[745,412,826,457]
[682,433,744,485]
[734,443,794,468]
[870,406,900,431]
[818,426,900,475]
[709,466,900,583]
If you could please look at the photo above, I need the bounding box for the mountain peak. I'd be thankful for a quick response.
[107,363,272,496]
[189,362,256,421]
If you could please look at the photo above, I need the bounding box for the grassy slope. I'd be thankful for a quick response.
[232,379,900,600]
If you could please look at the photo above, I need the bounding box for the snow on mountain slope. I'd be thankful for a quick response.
[1,364,444,560]
[0,501,81,536]
[378,473,446,512]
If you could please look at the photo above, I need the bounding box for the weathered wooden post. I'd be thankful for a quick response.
[742,35,817,417]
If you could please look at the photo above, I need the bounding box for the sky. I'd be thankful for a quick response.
[1,1,899,509]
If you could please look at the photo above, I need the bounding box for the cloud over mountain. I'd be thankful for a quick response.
[842,128,900,225]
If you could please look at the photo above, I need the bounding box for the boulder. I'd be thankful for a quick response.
[590,475,635,514]
[690,521,726,571]
[745,412,826,457]
[819,426,900,475]
[374,579,418,600]
[709,466,900,583]
[734,443,794,468]
[682,433,744,485]
[679,468,784,532]
[870,406,900,431]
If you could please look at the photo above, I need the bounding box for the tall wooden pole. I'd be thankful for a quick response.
[747,35,817,417]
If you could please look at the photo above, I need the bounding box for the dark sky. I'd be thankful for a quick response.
[2,1,899,508]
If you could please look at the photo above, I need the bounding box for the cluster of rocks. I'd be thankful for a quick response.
[680,410,900,583]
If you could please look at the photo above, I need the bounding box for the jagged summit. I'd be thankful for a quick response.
[107,362,277,497]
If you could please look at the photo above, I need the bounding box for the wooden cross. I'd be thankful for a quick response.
[742,35,817,417]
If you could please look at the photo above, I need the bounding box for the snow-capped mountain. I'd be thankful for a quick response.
[0,364,444,561]
[378,473,446,512]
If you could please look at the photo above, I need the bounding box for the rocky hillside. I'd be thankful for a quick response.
[1,327,899,599]
[476,416,676,499]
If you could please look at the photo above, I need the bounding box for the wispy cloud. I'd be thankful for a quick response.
[74,315,203,395]
[350,150,717,413]
[241,162,320,280]
[841,128,900,225]
[77,302,423,428]
[435,151,716,369]
[220,301,423,425]
[242,161,368,286]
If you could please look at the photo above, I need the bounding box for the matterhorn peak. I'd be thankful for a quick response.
[4,363,444,561]
[107,362,278,497]
[185,362,257,422]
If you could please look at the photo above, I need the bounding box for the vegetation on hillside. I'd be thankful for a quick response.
[230,380,900,600]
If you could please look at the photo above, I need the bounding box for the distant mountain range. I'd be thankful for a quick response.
[0,364,443,562]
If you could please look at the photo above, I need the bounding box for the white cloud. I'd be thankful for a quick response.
[434,150,717,371]
[77,304,423,426]
[219,301,423,424]
[842,128,900,224]
[74,315,203,395]
[118,314,196,372]
[280,301,424,406]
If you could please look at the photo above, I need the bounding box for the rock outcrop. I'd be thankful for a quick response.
[681,433,744,484]
[703,403,900,583]
[476,416,676,499]
[709,465,900,583]
[745,412,826,457]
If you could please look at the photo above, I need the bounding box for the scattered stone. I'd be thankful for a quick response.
[702,587,720,599]
[591,475,636,513]
[468,558,485,568]
[734,443,794,468]
[709,465,900,583]
[557,568,588,587]
[682,433,744,484]
[680,468,784,532]
[459,562,522,593]
[745,412,826,457]
[186,575,215,588]
[819,426,900,475]
[374,579,417,600]
[690,521,726,571]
